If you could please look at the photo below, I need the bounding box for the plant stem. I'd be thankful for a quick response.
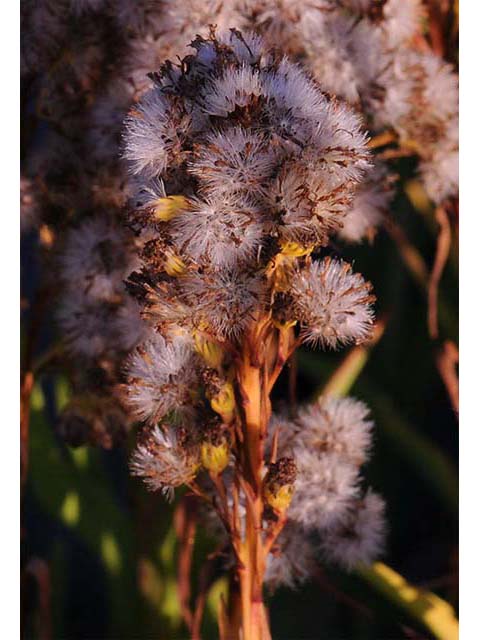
[231,319,274,640]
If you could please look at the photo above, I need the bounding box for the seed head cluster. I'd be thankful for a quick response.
[21,0,456,594]
[265,396,385,580]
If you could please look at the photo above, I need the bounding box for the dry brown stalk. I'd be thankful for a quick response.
[174,497,198,634]
[385,219,429,290]
[428,206,452,340]
[435,340,459,416]
[218,313,292,639]
[426,206,458,416]
[20,370,34,491]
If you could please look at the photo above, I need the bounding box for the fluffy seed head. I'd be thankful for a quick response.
[289,257,375,349]
[60,216,140,302]
[181,269,267,340]
[170,195,265,268]
[339,163,394,243]
[122,29,370,270]
[319,489,386,569]
[123,89,192,180]
[130,425,200,499]
[123,332,200,424]
[264,523,316,591]
[57,293,145,358]
[293,396,374,467]
[288,447,360,531]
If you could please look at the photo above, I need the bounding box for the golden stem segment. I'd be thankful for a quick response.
[228,317,277,640]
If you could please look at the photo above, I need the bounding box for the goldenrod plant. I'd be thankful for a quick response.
[21,2,458,639]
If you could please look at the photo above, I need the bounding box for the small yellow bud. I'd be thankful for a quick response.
[153,195,188,221]
[263,457,297,513]
[193,333,224,369]
[279,241,313,257]
[164,252,186,277]
[272,318,297,330]
[201,440,230,475]
[402,138,421,154]
[209,382,235,423]
[264,483,295,513]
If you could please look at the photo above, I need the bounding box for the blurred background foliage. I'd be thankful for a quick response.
[21,149,458,639]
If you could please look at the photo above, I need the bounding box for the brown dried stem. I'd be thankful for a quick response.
[426,206,458,416]
[435,340,459,417]
[174,497,198,635]
[428,206,451,340]
[385,219,429,290]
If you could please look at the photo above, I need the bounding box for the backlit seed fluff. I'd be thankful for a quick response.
[303,12,384,107]
[170,196,265,268]
[181,270,267,340]
[381,0,424,47]
[264,524,316,591]
[122,29,370,266]
[130,425,200,499]
[123,333,200,424]
[123,88,192,180]
[339,164,394,243]
[379,50,458,201]
[319,489,386,570]
[57,293,145,358]
[189,128,278,200]
[420,149,459,205]
[288,447,360,531]
[294,397,374,468]
[60,217,140,302]
[289,258,375,349]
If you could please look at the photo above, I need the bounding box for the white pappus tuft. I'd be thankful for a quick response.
[378,49,458,204]
[303,12,385,108]
[181,269,267,340]
[201,65,265,118]
[339,163,394,243]
[264,523,317,591]
[130,425,200,499]
[170,195,265,268]
[189,127,279,200]
[381,0,424,47]
[293,396,374,468]
[288,446,360,531]
[319,489,386,570]
[123,88,192,180]
[289,257,375,349]
[59,216,141,302]
[123,332,200,424]
[57,293,145,359]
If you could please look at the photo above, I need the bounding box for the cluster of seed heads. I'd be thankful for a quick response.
[21,0,457,587]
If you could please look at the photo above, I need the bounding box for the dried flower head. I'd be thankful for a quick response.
[122,332,200,424]
[60,216,140,302]
[123,29,370,268]
[319,489,386,569]
[57,292,145,358]
[264,523,317,591]
[288,446,360,531]
[287,257,375,349]
[293,396,374,467]
[339,163,394,243]
[130,424,200,499]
